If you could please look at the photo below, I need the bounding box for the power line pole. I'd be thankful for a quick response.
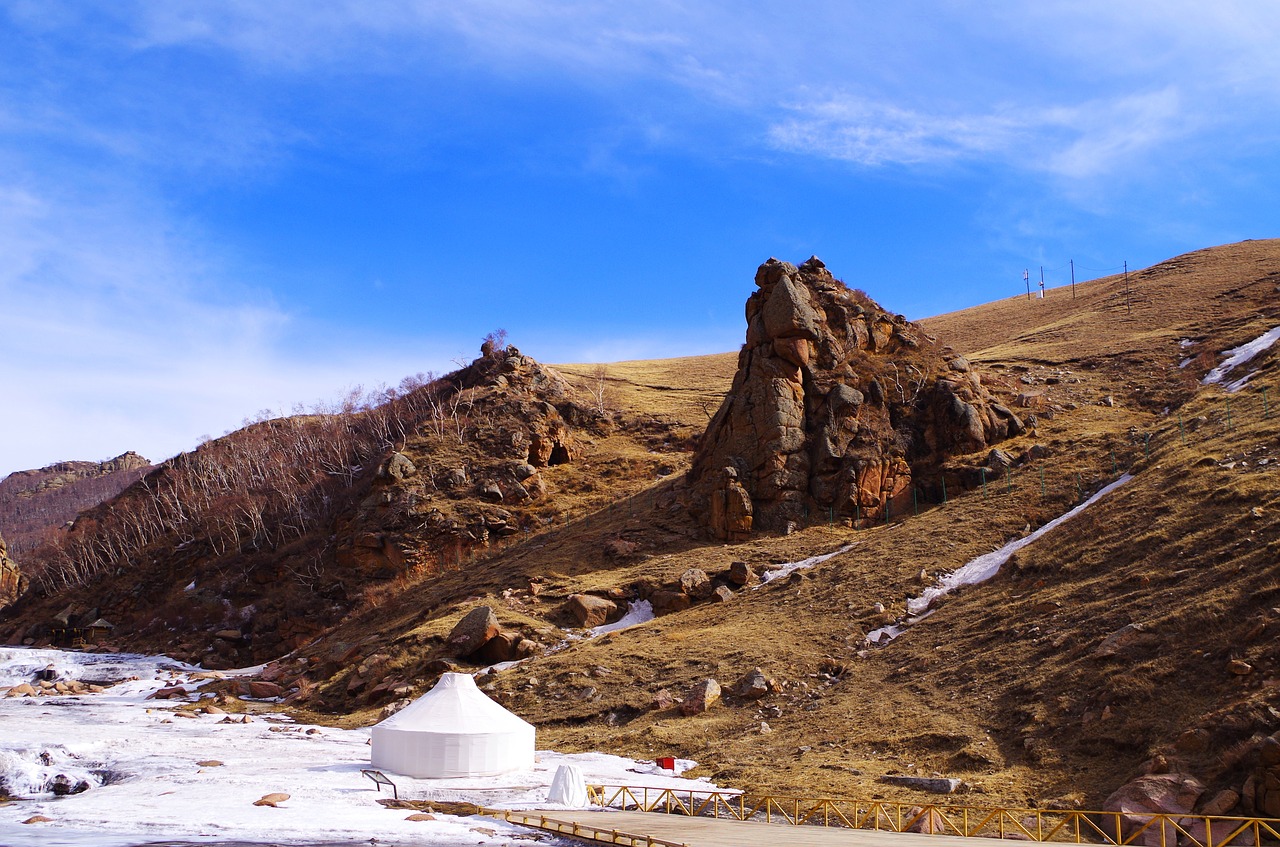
[1024,269,1030,301]
[1070,258,1076,299]
[1040,266,1045,299]
[1124,260,1130,314]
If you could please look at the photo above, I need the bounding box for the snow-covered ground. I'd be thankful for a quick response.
[0,647,713,847]
[1202,326,1280,392]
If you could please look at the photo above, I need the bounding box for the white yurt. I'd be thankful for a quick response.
[370,672,535,778]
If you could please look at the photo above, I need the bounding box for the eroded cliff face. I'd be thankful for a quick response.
[0,533,24,611]
[689,256,1023,539]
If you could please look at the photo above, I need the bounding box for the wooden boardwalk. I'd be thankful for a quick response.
[501,809,1015,847]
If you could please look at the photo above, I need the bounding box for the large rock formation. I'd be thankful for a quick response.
[0,533,23,611]
[689,256,1023,537]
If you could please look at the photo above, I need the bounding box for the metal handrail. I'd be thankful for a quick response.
[584,784,1280,846]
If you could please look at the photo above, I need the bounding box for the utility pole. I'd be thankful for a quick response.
[1024,269,1030,301]
[1070,259,1076,299]
[1124,260,1130,314]
[1039,266,1045,299]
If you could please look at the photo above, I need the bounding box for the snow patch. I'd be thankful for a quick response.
[1203,326,1280,386]
[590,599,654,636]
[755,543,856,587]
[866,475,1133,645]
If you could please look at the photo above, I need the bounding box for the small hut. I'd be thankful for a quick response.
[370,673,534,778]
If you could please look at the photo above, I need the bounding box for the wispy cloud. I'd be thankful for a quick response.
[766,87,1186,181]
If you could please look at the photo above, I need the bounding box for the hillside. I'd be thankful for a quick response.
[4,239,1280,815]
[0,452,152,555]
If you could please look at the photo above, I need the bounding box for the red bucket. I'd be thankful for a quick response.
[656,756,676,771]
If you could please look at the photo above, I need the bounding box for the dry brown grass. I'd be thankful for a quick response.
[187,240,1280,808]
[554,353,738,426]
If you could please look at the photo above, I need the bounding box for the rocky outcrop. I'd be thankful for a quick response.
[0,533,23,611]
[689,257,1022,536]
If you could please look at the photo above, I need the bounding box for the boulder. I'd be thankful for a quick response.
[246,681,282,699]
[473,630,538,664]
[906,808,951,833]
[679,679,721,716]
[678,569,714,600]
[51,774,90,796]
[727,561,757,587]
[564,594,617,628]
[447,606,502,657]
[711,586,735,603]
[880,776,962,794]
[1251,734,1280,816]
[650,590,691,617]
[150,686,189,700]
[1102,772,1205,846]
[253,793,291,807]
[382,452,417,481]
[603,538,638,558]
[5,683,36,698]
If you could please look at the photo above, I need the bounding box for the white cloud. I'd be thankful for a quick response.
[765,87,1187,181]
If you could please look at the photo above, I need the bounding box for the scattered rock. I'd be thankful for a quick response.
[254,792,291,807]
[732,668,776,701]
[710,585,735,603]
[650,590,692,617]
[906,807,950,833]
[1228,659,1254,676]
[678,568,714,600]
[197,760,224,767]
[406,813,437,821]
[51,774,91,795]
[150,686,189,700]
[1093,623,1159,658]
[603,538,638,558]
[564,594,617,628]
[652,689,678,710]
[680,678,721,716]
[473,630,538,664]
[22,816,54,824]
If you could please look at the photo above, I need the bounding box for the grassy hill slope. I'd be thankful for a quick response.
[6,239,1280,812]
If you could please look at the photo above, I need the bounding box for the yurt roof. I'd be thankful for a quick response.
[374,672,534,735]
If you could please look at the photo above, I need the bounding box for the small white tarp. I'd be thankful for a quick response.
[370,672,535,778]
[547,764,588,807]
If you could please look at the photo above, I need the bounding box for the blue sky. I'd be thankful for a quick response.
[2,2,1279,474]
